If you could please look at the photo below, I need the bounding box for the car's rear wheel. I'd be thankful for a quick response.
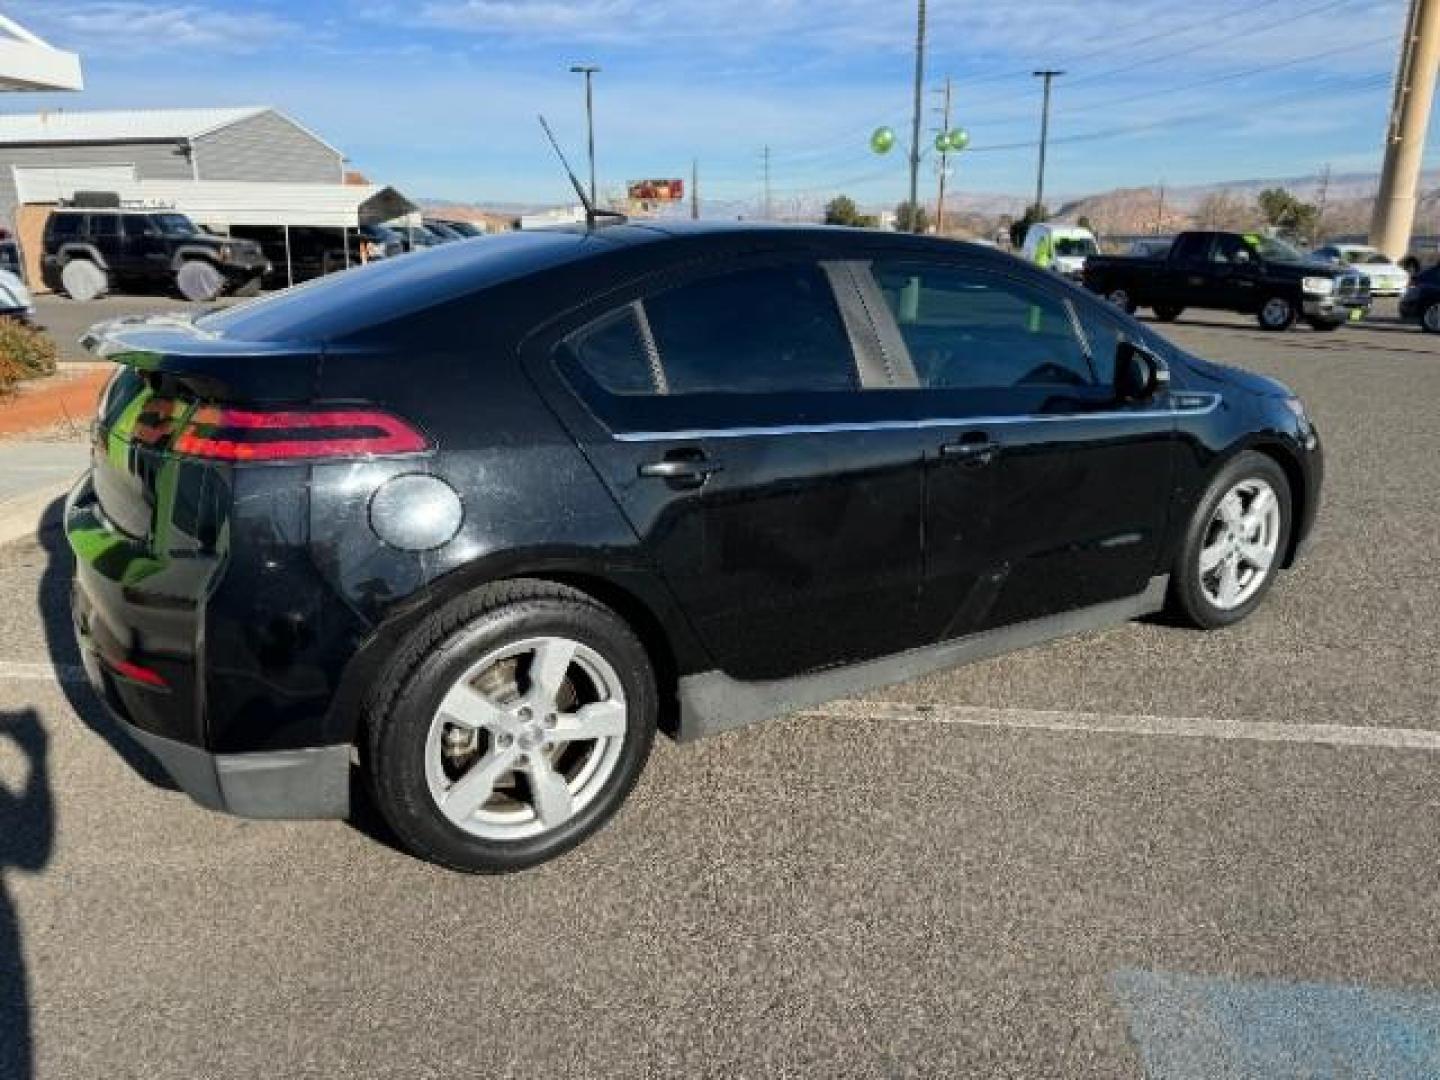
[176,260,225,302]
[1105,287,1137,314]
[1169,452,1291,630]
[1422,302,1440,333]
[60,258,107,301]
[365,581,657,873]
[1152,304,1185,322]
[1258,296,1298,331]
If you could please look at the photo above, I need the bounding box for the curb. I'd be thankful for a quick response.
[0,481,72,548]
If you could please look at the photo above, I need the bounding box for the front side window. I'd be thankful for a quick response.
[870,261,1095,390]
[154,214,199,237]
[1212,235,1253,264]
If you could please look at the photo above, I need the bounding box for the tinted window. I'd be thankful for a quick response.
[1171,233,1210,261]
[643,264,856,395]
[123,216,155,238]
[563,305,659,395]
[1212,235,1252,264]
[49,214,82,239]
[871,261,1095,390]
[88,214,119,238]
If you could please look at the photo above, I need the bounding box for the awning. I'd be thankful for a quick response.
[0,16,83,92]
[16,176,419,229]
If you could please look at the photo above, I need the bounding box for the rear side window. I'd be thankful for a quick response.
[49,214,82,239]
[565,262,858,397]
[561,305,660,395]
[89,214,119,238]
[644,264,857,395]
[871,261,1095,390]
[1170,233,1210,261]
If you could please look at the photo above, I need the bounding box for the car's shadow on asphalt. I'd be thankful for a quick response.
[0,708,54,1080]
[34,498,174,791]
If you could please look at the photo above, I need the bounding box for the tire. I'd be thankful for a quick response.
[1105,287,1138,315]
[231,274,263,297]
[364,580,658,873]
[176,260,225,302]
[1257,295,1298,332]
[60,259,108,302]
[1307,318,1342,332]
[1152,304,1185,322]
[1422,302,1440,334]
[1168,452,1292,630]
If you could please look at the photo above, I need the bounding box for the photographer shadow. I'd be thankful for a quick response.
[0,707,54,1080]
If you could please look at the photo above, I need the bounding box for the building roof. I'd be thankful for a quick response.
[0,106,269,144]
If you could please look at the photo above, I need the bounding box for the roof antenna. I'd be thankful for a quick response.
[537,114,625,229]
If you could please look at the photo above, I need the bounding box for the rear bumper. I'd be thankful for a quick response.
[66,470,355,820]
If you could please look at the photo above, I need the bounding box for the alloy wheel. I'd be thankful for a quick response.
[1198,479,1282,611]
[1261,298,1293,329]
[424,635,628,841]
[1424,304,1440,333]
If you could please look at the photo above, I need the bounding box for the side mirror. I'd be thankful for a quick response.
[1115,341,1170,402]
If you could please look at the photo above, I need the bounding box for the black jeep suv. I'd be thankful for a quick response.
[42,207,270,302]
[68,223,1322,873]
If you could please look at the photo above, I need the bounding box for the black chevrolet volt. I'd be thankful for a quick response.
[67,223,1322,872]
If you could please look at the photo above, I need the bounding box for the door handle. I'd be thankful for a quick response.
[940,433,998,467]
[638,452,722,486]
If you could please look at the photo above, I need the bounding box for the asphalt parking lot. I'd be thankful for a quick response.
[3,303,1440,1078]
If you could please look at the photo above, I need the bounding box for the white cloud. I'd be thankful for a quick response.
[17,2,297,54]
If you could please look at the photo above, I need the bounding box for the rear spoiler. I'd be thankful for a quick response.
[82,314,322,402]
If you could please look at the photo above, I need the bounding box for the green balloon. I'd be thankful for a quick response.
[947,128,970,151]
[870,126,896,154]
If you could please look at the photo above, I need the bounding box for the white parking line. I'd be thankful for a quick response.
[811,699,1440,753]
[0,660,87,684]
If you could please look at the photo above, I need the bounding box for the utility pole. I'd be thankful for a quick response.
[1032,69,1064,219]
[691,158,699,220]
[934,76,952,235]
[569,64,601,208]
[1155,182,1166,235]
[1316,162,1332,242]
[1371,0,1440,258]
[907,0,928,233]
[761,145,772,220]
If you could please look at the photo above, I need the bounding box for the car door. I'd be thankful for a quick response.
[87,213,124,280]
[528,254,930,682]
[862,256,1178,637]
[122,215,168,284]
[1163,232,1213,309]
[1206,233,1264,312]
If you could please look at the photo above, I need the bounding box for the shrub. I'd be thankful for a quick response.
[0,319,58,397]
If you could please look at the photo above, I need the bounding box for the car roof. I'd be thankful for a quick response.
[197,222,1021,344]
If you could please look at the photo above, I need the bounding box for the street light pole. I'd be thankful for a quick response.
[1032,69,1064,218]
[907,0,928,233]
[569,63,601,208]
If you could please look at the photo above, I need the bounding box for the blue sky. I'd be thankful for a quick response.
[8,0,1425,212]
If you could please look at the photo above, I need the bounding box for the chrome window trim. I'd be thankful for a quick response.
[612,392,1221,442]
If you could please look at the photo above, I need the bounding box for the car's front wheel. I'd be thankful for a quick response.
[1422,302,1440,334]
[1105,287,1138,314]
[365,581,657,873]
[1169,452,1292,630]
[176,260,225,302]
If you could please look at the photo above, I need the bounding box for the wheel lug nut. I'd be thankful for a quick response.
[544,714,557,728]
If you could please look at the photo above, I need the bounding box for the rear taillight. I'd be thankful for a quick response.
[172,406,428,462]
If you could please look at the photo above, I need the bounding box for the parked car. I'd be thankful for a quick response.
[1309,243,1411,296]
[388,223,447,252]
[422,219,468,241]
[1084,230,1371,331]
[42,205,270,302]
[1021,223,1100,281]
[1398,264,1440,331]
[1127,237,1174,259]
[0,239,32,321]
[431,218,484,238]
[69,223,1322,873]
[359,223,404,259]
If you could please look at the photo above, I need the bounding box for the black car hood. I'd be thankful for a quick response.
[1181,353,1293,399]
